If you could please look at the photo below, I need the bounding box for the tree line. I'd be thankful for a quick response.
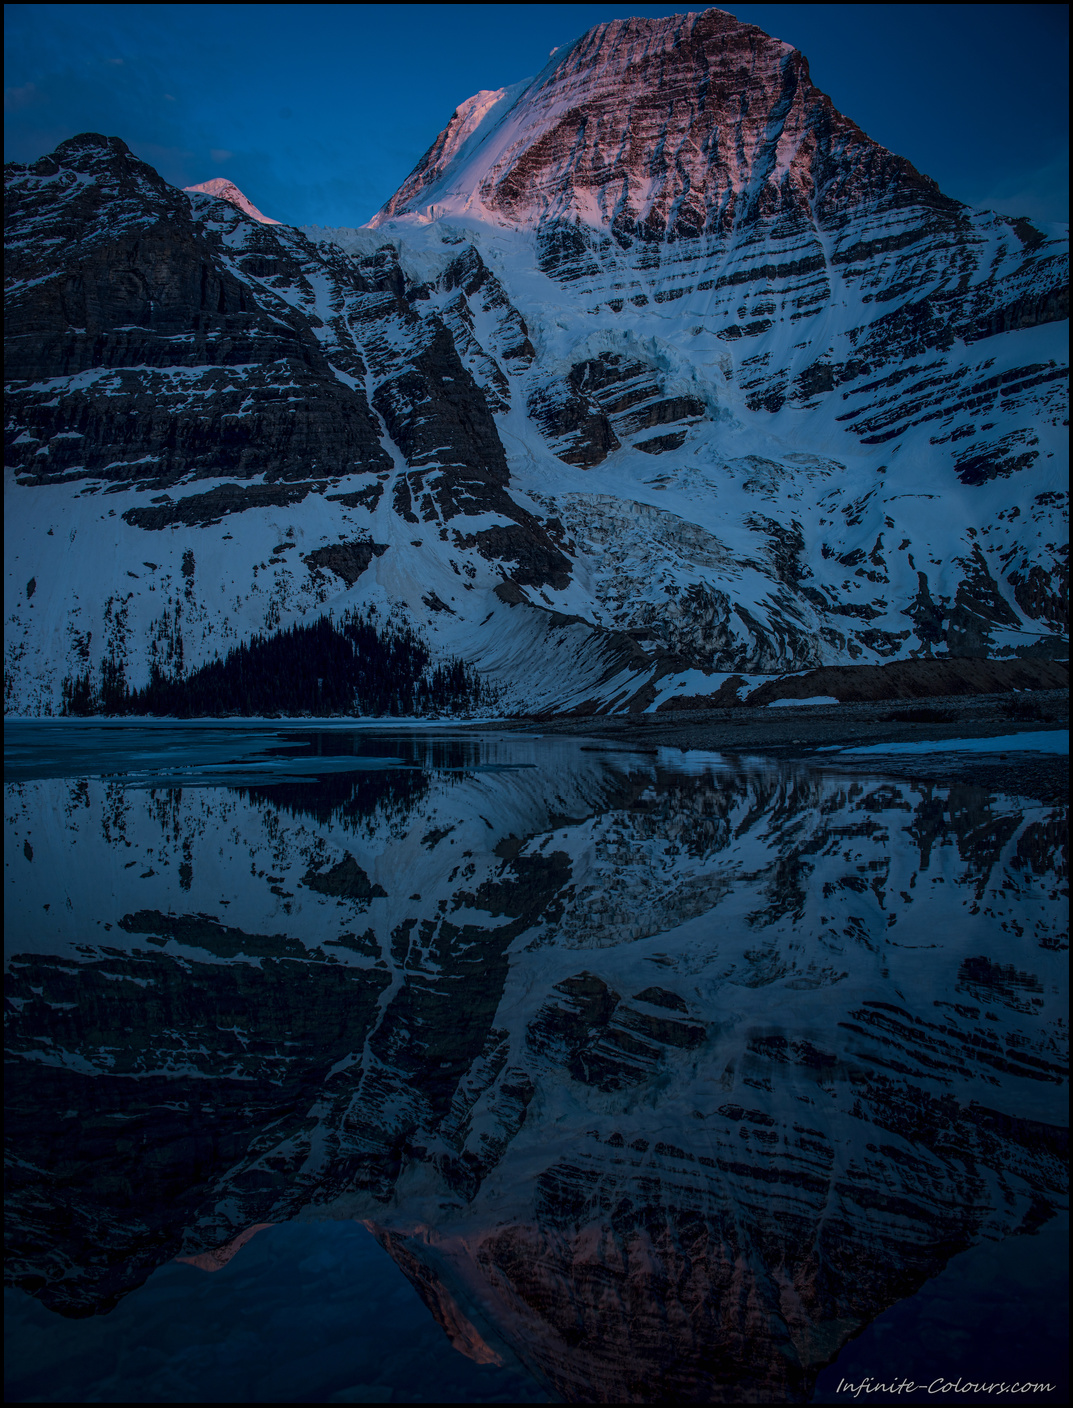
[60,611,490,717]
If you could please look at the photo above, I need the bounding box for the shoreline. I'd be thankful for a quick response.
[487,688,1069,748]
[490,690,1070,805]
[6,689,1068,754]
[6,692,1067,804]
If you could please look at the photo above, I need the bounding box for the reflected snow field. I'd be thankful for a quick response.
[4,724,1068,1404]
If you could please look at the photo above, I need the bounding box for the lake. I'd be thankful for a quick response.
[4,723,1068,1404]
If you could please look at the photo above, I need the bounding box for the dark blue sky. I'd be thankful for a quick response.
[5,3,1068,228]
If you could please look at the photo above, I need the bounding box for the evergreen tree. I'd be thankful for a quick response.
[61,610,490,718]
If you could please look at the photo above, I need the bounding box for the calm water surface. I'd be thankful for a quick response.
[4,724,1068,1404]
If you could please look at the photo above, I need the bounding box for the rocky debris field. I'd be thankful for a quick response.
[667,656,1070,707]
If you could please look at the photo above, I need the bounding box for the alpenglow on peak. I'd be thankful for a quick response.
[183,177,282,225]
[368,6,950,238]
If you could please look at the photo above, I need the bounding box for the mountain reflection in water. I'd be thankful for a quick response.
[4,726,1068,1404]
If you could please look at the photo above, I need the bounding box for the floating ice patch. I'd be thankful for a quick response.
[830,731,1069,756]
[766,696,840,708]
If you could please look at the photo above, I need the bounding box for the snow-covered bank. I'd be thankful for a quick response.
[2,715,505,728]
[828,730,1069,755]
[766,695,840,708]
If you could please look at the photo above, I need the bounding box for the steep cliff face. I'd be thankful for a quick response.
[5,739,1068,1398]
[4,136,594,714]
[367,7,1068,681]
[4,6,1068,715]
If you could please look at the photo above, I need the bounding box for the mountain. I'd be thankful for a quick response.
[372,8,965,234]
[182,177,282,225]
[3,7,1068,716]
[6,742,1067,1400]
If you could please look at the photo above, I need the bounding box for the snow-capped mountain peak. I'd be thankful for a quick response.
[182,176,282,225]
[369,6,937,237]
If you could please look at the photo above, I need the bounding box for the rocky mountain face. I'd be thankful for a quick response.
[378,7,958,238]
[3,6,1069,715]
[5,737,1068,1399]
